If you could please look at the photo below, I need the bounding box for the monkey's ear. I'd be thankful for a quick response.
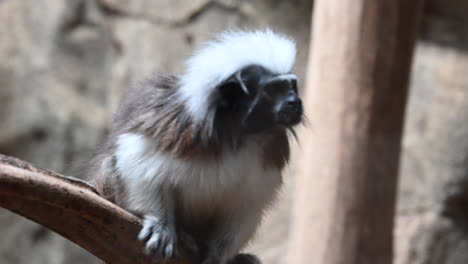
[217,75,247,108]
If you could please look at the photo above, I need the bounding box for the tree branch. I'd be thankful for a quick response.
[0,154,192,264]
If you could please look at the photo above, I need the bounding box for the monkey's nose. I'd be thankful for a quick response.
[278,96,303,127]
[284,96,303,114]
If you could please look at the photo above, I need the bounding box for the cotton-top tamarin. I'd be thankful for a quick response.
[89,30,303,264]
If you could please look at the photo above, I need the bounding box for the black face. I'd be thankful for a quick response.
[216,65,303,135]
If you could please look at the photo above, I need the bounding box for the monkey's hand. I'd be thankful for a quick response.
[138,215,178,259]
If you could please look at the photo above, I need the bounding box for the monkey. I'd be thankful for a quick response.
[88,30,303,264]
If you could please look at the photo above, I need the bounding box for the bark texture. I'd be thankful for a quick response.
[288,1,424,263]
[0,154,193,264]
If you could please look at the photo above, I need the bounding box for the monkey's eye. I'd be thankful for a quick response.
[264,80,291,96]
[218,81,246,108]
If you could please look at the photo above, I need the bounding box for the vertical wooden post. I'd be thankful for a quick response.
[287,1,424,264]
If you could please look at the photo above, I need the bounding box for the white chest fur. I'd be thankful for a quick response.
[115,133,282,214]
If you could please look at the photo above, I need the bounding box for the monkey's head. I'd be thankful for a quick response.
[179,30,301,141]
[216,65,302,135]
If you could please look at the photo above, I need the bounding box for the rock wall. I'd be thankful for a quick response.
[1,0,468,264]
[395,14,468,264]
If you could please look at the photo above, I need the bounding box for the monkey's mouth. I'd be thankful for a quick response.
[277,101,303,127]
[278,113,303,127]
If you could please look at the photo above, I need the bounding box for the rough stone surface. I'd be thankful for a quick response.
[395,15,468,264]
[1,1,468,264]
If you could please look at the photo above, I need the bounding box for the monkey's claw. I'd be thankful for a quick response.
[138,215,177,259]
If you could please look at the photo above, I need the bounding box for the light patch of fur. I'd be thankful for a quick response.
[115,133,166,184]
[270,73,297,82]
[115,132,282,257]
[115,133,282,214]
[179,29,297,121]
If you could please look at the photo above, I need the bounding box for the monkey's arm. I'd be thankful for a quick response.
[128,185,179,258]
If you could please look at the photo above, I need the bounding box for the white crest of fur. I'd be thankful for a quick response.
[179,29,297,121]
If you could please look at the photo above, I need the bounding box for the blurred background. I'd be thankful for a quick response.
[0,0,468,263]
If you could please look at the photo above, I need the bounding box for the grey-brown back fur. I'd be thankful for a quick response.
[87,73,291,263]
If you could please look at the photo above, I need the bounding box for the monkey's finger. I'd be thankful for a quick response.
[145,232,162,255]
[138,226,152,242]
[139,216,160,239]
[163,242,175,258]
[157,232,173,257]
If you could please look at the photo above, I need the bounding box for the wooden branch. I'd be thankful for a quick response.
[0,154,192,264]
[287,1,425,264]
